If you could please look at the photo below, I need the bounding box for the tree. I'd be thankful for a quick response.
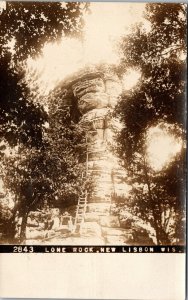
[0,53,47,148]
[0,2,89,150]
[0,2,89,61]
[0,2,89,242]
[2,83,87,242]
[115,3,186,244]
[46,83,87,208]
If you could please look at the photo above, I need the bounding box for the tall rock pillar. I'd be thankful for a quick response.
[72,72,123,232]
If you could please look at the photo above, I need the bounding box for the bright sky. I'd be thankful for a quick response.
[146,125,182,171]
[26,2,146,95]
[0,1,6,11]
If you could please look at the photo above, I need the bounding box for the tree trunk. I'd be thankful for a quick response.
[19,209,29,244]
[8,212,17,241]
[142,155,171,245]
[158,228,171,244]
[5,202,20,242]
[153,219,171,245]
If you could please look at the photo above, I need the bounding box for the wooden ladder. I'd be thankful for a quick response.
[73,129,95,233]
[74,189,88,233]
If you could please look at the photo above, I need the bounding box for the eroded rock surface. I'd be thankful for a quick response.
[56,71,132,243]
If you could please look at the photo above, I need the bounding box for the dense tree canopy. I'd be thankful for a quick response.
[0,2,89,61]
[0,2,89,242]
[0,2,89,149]
[115,3,186,244]
[1,82,88,242]
[0,53,47,148]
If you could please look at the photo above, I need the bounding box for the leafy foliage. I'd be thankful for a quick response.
[0,2,89,61]
[1,84,87,241]
[0,53,47,148]
[115,3,186,244]
[47,85,87,205]
[0,2,89,149]
[0,2,89,242]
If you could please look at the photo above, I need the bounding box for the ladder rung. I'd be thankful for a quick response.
[74,176,88,229]
[87,149,105,153]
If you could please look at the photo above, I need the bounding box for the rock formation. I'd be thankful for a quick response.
[54,70,132,244]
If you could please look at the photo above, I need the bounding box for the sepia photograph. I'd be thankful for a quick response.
[0,1,186,249]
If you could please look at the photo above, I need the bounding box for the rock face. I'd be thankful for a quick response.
[58,71,132,244]
[73,73,122,210]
